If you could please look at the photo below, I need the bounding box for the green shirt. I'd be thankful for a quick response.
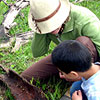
[32,4,100,58]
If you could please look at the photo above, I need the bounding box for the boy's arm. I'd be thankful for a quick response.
[72,90,82,100]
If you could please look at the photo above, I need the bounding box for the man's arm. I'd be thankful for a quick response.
[82,20,100,57]
[32,33,51,57]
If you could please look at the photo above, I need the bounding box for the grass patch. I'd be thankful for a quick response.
[77,0,100,19]
[9,6,31,35]
[5,89,15,100]
[0,41,33,74]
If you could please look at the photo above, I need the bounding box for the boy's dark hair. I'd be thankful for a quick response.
[51,40,92,74]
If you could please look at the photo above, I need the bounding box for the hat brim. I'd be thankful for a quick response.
[28,0,70,34]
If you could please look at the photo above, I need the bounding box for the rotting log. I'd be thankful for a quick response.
[0,0,31,52]
[11,31,34,52]
[2,0,30,34]
[0,65,47,100]
[74,0,84,3]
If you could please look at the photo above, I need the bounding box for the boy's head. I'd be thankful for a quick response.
[52,40,92,81]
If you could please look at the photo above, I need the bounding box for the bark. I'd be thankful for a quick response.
[11,31,34,52]
[74,0,84,3]
[0,0,31,52]
[0,65,47,100]
[2,0,29,34]
[0,31,34,52]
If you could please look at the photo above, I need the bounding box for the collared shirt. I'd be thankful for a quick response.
[81,70,100,100]
[31,4,100,57]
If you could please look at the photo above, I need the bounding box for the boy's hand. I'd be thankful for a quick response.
[72,90,82,100]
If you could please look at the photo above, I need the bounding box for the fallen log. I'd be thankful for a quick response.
[0,0,31,51]
[11,31,34,52]
[2,0,30,34]
[0,65,47,100]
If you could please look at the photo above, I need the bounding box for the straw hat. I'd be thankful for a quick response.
[28,0,70,34]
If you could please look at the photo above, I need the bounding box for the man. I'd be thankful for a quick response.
[21,0,100,81]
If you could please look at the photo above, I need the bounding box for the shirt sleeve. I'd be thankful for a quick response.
[31,33,51,58]
[82,20,100,56]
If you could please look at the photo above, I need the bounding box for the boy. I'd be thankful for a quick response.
[51,40,100,100]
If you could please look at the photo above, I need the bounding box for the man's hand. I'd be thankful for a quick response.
[72,90,82,100]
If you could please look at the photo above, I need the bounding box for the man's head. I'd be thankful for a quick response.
[28,0,70,34]
[52,40,92,81]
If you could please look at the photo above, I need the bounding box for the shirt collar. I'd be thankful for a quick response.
[63,7,74,33]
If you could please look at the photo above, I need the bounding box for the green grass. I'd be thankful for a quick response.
[0,41,33,73]
[77,0,100,19]
[5,89,15,100]
[0,1,8,24]
[9,6,31,35]
[0,0,100,99]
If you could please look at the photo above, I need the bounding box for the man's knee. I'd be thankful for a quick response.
[76,36,98,62]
